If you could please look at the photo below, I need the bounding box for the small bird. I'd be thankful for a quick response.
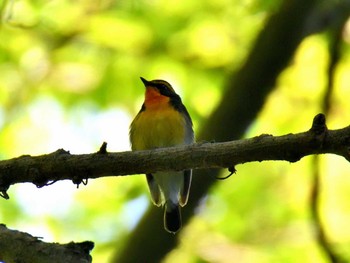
[129,77,194,233]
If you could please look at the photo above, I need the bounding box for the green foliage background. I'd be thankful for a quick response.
[1,0,350,262]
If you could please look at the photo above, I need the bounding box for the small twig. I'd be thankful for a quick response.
[216,166,236,180]
[97,142,108,154]
[0,190,9,200]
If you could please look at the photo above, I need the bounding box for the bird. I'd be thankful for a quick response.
[129,77,194,233]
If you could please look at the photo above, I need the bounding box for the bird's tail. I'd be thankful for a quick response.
[164,201,181,234]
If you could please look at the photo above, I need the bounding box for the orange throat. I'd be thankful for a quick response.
[144,87,170,109]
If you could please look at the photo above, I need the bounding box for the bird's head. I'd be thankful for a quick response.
[140,77,178,107]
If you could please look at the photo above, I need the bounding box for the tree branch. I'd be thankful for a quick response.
[0,224,94,263]
[0,114,349,199]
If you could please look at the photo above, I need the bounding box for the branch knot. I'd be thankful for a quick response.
[310,113,327,135]
[309,113,328,149]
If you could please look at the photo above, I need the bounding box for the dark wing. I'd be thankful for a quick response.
[179,169,192,206]
[146,174,162,206]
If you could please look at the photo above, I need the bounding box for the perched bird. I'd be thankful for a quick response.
[129,77,194,233]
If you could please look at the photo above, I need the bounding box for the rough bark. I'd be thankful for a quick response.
[0,224,94,263]
[0,114,349,200]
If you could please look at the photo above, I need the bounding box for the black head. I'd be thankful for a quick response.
[140,77,177,98]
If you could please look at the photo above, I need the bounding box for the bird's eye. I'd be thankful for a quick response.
[155,83,170,91]
[153,81,174,95]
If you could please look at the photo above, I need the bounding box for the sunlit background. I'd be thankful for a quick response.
[1,0,350,262]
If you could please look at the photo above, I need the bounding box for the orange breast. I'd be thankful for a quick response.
[144,87,170,109]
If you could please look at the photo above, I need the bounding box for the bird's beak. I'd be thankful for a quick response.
[140,77,150,87]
